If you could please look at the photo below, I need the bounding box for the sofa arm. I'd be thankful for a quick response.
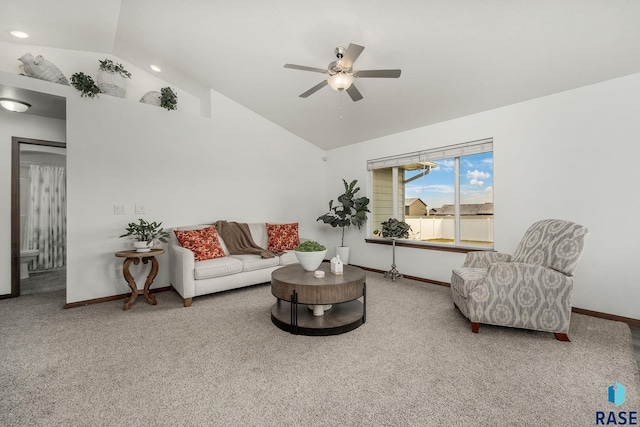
[463,251,511,268]
[169,244,196,299]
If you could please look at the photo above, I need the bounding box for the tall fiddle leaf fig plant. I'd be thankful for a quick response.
[317,179,370,247]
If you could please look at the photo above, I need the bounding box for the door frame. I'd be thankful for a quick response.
[5,137,66,298]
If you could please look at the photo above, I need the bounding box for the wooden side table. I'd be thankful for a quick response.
[115,249,164,310]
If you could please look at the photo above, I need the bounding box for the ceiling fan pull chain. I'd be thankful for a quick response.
[339,91,344,120]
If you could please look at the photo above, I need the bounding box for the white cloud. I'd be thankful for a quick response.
[460,185,493,204]
[426,184,455,194]
[434,159,454,172]
[466,169,491,186]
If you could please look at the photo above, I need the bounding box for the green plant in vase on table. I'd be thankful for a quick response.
[378,218,411,239]
[119,219,170,252]
[377,218,411,282]
[294,240,327,272]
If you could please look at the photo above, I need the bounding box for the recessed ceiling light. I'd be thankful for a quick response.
[0,98,31,113]
[150,64,162,72]
[10,30,29,39]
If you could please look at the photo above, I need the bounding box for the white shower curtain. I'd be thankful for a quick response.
[22,164,66,271]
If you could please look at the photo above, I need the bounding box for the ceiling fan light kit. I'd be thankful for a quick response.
[284,43,401,102]
[327,73,354,91]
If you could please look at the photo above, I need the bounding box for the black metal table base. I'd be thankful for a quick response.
[271,283,367,336]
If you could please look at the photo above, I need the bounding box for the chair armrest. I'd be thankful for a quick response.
[483,262,573,308]
[169,244,196,298]
[463,251,511,268]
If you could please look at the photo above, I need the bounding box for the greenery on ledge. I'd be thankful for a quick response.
[70,72,100,98]
[160,87,178,110]
[98,59,132,78]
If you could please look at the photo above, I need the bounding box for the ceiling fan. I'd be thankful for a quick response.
[284,43,401,102]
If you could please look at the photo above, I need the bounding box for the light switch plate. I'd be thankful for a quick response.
[135,205,146,214]
[114,205,126,215]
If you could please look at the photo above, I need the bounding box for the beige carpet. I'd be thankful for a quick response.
[1,272,638,426]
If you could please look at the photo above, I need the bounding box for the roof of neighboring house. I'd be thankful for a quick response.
[405,198,427,207]
[430,202,494,216]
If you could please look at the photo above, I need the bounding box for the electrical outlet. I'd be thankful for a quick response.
[135,205,146,214]
[114,205,126,215]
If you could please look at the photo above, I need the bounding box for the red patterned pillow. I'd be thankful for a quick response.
[174,226,225,261]
[266,223,300,251]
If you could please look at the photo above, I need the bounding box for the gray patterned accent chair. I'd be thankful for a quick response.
[450,219,589,341]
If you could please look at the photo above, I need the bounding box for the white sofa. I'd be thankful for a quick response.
[169,223,300,307]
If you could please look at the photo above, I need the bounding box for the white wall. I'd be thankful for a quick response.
[325,72,640,320]
[0,71,326,303]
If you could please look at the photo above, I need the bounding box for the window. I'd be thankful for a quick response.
[368,138,493,248]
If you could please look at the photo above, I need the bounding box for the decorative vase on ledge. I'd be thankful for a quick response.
[97,69,127,97]
[96,59,131,98]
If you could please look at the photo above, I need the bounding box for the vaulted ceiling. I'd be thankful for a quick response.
[2,1,640,150]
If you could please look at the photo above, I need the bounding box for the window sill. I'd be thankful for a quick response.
[365,238,494,254]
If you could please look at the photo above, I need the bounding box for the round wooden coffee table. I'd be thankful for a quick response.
[270,263,366,336]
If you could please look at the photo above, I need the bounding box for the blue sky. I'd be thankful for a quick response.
[405,152,493,210]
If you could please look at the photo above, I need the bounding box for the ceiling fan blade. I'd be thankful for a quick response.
[341,43,365,69]
[346,84,363,102]
[299,80,328,98]
[284,64,328,74]
[354,69,402,78]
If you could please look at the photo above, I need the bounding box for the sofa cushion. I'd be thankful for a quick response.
[228,254,279,272]
[174,226,225,261]
[278,250,299,266]
[266,223,300,251]
[194,256,243,280]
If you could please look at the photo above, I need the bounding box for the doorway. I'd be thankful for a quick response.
[9,137,67,297]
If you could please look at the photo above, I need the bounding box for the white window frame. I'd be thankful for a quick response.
[367,138,493,249]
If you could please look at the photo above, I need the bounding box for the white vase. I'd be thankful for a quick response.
[132,241,150,252]
[335,246,350,265]
[294,250,327,271]
[97,69,126,97]
[140,91,161,106]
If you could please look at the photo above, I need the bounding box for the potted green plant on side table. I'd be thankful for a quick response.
[317,179,370,265]
[119,219,170,252]
[377,218,411,282]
